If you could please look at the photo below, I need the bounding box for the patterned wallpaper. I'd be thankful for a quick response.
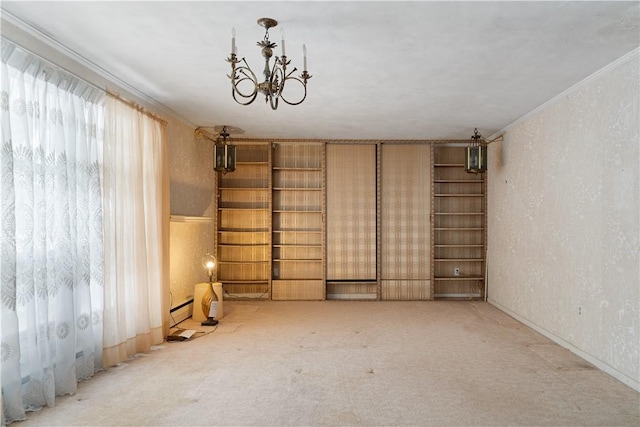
[487,51,639,386]
[167,119,216,307]
[169,219,214,306]
[167,120,215,217]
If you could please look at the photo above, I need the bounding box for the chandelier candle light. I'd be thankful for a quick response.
[227,18,311,110]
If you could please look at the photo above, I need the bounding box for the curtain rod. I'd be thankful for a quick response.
[3,38,168,127]
[2,37,104,93]
[107,91,167,126]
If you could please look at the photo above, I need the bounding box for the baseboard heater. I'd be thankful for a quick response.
[170,298,194,326]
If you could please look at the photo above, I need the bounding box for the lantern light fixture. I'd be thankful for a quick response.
[464,128,488,174]
[194,125,243,174]
[213,126,236,174]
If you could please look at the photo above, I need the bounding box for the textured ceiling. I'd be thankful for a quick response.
[1,1,639,140]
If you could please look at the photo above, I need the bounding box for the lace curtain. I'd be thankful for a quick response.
[1,41,106,424]
[1,41,168,424]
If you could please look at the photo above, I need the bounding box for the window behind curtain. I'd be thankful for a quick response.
[1,40,105,424]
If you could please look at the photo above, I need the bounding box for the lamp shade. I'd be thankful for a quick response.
[464,145,487,174]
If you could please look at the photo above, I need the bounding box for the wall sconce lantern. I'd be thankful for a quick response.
[213,126,236,174]
[465,128,487,174]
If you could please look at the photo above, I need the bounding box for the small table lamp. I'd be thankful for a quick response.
[200,253,219,326]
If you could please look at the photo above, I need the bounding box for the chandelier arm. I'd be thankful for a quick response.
[232,87,258,106]
[283,67,298,80]
[231,63,260,100]
[232,76,260,100]
[278,76,308,106]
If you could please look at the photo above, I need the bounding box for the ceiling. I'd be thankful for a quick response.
[1,1,638,140]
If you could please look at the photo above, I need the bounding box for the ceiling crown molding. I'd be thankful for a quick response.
[1,8,197,128]
[492,47,640,140]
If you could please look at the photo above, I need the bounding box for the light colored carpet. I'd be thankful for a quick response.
[19,301,639,426]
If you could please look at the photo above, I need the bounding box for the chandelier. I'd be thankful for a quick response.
[227,18,311,110]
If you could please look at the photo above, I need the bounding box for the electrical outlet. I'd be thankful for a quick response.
[454,267,460,276]
[578,306,582,316]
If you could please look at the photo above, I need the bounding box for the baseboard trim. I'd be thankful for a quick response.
[489,299,639,392]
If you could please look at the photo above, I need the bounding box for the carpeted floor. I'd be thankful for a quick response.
[18,301,640,426]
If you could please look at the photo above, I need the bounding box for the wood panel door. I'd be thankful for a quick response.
[381,144,431,300]
[326,144,377,299]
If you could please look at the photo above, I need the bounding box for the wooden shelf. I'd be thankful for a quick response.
[434,163,464,167]
[435,180,482,183]
[435,212,484,216]
[273,229,322,233]
[434,276,485,281]
[218,229,269,233]
[218,207,270,211]
[435,258,484,262]
[219,243,269,247]
[435,244,484,248]
[434,227,484,231]
[273,259,322,262]
[220,280,269,284]
[219,187,269,191]
[273,210,322,213]
[435,194,484,197]
[236,161,268,165]
[273,244,322,248]
[273,187,322,191]
[273,167,322,171]
[219,261,269,265]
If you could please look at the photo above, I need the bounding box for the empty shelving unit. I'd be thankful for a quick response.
[432,145,487,299]
[271,143,325,300]
[215,144,272,299]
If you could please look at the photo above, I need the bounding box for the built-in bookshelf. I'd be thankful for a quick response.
[271,143,325,300]
[212,141,486,301]
[432,146,486,299]
[216,145,271,299]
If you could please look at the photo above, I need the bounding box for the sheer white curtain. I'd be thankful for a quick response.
[1,40,169,424]
[102,95,166,367]
[1,41,105,424]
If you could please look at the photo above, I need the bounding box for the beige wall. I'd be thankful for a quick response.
[487,50,639,390]
[168,122,216,217]
[166,112,215,312]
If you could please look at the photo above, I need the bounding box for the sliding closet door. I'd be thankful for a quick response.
[381,144,431,300]
[326,144,377,299]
